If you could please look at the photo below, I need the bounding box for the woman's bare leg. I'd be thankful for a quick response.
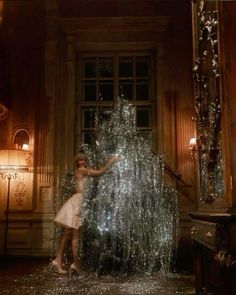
[71,229,79,272]
[53,228,71,272]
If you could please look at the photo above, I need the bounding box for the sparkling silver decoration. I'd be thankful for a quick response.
[77,98,178,274]
[0,269,195,295]
[193,1,224,203]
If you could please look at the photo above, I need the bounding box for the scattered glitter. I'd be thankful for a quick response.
[0,264,195,295]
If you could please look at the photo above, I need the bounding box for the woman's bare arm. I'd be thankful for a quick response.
[77,156,118,177]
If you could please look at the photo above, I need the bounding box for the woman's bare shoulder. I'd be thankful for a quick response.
[76,167,88,176]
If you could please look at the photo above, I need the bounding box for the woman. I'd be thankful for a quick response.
[51,152,118,274]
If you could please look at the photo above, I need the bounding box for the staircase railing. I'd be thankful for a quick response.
[164,162,195,203]
[164,162,192,188]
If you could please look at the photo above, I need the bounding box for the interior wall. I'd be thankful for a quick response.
[0,0,54,256]
[0,0,195,264]
[220,2,236,206]
[161,1,196,270]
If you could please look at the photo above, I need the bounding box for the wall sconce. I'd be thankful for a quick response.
[13,129,30,150]
[189,137,197,159]
[0,149,28,256]
[13,129,32,165]
[22,144,29,150]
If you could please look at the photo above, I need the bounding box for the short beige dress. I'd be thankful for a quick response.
[54,177,86,229]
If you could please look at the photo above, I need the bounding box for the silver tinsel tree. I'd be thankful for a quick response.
[77,98,179,274]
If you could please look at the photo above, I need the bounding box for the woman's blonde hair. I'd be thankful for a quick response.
[74,152,87,163]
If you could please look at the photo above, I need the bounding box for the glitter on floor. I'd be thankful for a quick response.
[0,257,195,295]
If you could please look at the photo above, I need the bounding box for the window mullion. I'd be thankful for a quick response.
[78,52,155,146]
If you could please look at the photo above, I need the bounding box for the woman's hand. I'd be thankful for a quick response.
[108,155,122,164]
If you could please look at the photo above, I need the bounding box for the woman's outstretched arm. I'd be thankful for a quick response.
[78,156,119,177]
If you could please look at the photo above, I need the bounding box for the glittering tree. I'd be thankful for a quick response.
[79,98,178,274]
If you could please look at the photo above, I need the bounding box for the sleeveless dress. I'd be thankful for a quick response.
[54,177,86,229]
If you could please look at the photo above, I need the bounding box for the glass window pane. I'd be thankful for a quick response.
[99,108,113,124]
[119,80,133,100]
[119,58,133,77]
[99,58,113,77]
[82,132,94,145]
[136,80,149,100]
[99,81,114,101]
[83,81,96,101]
[138,130,152,144]
[137,108,150,127]
[79,54,153,149]
[83,109,96,128]
[136,59,149,77]
[83,59,96,78]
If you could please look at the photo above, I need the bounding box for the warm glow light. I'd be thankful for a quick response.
[0,148,29,256]
[188,137,197,160]
[189,137,197,146]
[0,149,28,170]
[22,144,29,150]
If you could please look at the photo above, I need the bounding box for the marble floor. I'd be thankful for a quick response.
[0,257,196,295]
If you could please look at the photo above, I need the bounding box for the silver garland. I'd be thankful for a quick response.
[76,98,178,274]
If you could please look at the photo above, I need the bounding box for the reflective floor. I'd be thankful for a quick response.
[0,257,195,295]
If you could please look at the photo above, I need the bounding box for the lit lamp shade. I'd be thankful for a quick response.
[0,149,28,171]
[189,137,197,147]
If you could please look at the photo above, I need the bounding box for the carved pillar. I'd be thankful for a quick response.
[53,28,76,203]
[156,42,165,154]
[35,0,58,211]
[63,34,76,171]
